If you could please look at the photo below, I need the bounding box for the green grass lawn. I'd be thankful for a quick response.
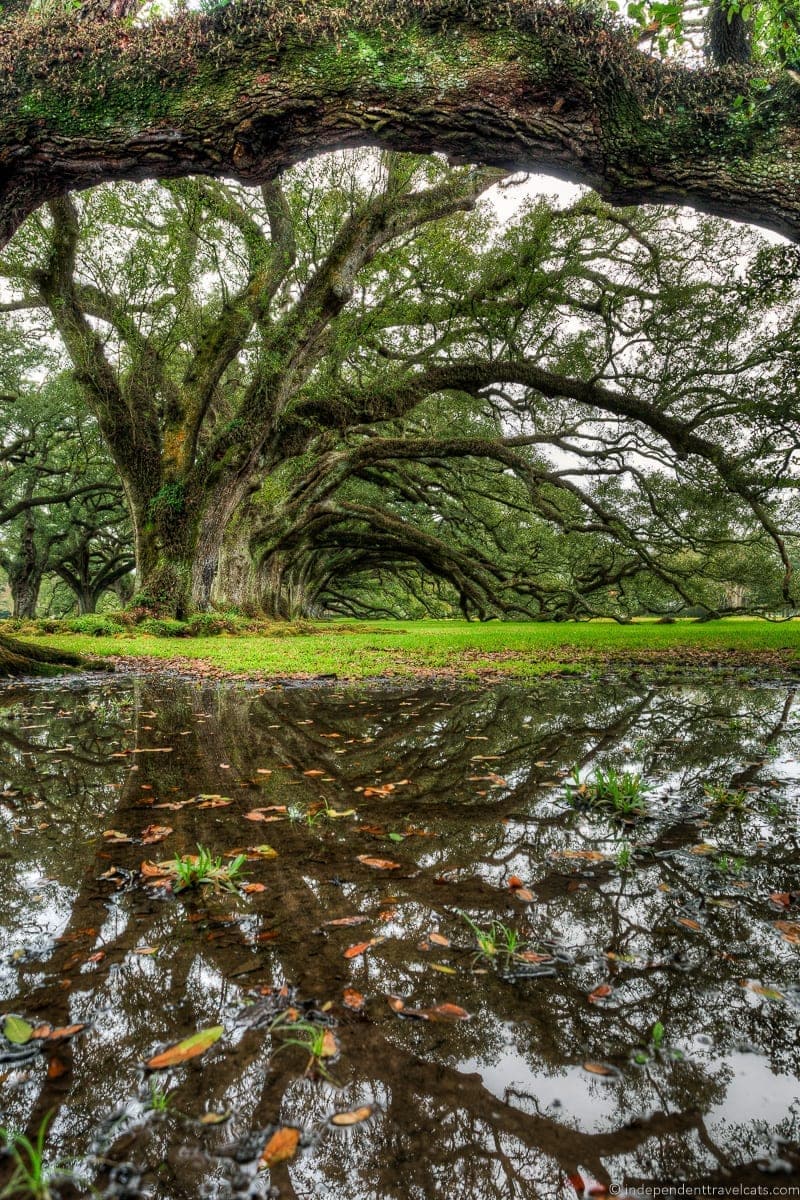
[20,617,800,680]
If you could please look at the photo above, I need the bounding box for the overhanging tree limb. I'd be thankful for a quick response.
[0,0,799,245]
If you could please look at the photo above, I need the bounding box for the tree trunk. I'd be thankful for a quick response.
[77,589,97,615]
[132,484,237,617]
[10,572,42,619]
[0,2,798,245]
[0,633,84,677]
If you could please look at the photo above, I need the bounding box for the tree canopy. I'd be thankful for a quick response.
[1,149,798,621]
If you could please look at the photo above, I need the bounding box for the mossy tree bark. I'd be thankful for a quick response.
[0,0,798,245]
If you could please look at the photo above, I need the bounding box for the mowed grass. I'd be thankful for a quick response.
[24,617,800,680]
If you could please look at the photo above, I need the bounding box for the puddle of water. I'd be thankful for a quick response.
[1,674,800,1198]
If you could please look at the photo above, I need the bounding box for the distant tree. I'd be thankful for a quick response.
[0,377,128,618]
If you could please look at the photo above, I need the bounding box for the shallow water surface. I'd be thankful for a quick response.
[1,674,800,1199]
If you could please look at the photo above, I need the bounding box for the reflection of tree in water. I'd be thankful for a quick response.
[1,675,799,1198]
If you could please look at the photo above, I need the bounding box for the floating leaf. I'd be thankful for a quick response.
[248,845,278,860]
[320,1029,338,1058]
[357,856,401,870]
[140,824,173,845]
[582,1061,619,1077]
[587,984,613,1004]
[552,849,608,862]
[260,1127,300,1168]
[426,1002,470,1021]
[243,883,266,894]
[103,830,132,844]
[327,808,356,819]
[430,963,457,974]
[508,875,524,889]
[387,996,405,1012]
[146,1025,224,1070]
[32,1023,86,1042]
[774,920,800,945]
[325,915,368,927]
[3,1015,33,1045]
[429,932,450,947]
[344,938,382,959]
[330,1104,376,1127]
[343,988,365,1011]
[740,979,785,1001]
[303,769,325,777]
[199,1111,231,1125]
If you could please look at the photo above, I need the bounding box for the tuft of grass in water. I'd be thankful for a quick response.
[459,912,526,964]
[148,1080,172,1112]
[0,1114,61,1200]
[704,783,748,811]
[615,842,633,871]
[712,853,745,876]
[566,765,649,818]
[268,1011,337,1080]
[169,845,246,893]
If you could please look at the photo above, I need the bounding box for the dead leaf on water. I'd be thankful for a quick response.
[582,1061,620,1077]
[343,988,365,1011]
[145,1025,224,1070]
[774,920,800,945]
[320,1029,338,1057]
[552,849,608,862]
[739,979,785,1001]
[344,938,382,959]
[140,824,173,845]
[260,1127,300,1168]
[587,984,613,1004]
[357,856,401,870]
[330,1104,376,1127]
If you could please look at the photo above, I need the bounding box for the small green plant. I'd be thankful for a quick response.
[148,1080,172,1112]
[704,783,748,811]
[632,1019,683,1065]
[269,1012,337,1080]
[567,765,649,818]
[170,846,246,893]
[459,912,527,964]
[615,843,633,872]
[712,853,745,877]
[0,1115,61,1200]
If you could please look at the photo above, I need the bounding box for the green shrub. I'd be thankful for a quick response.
[63,614,125,637]
[139,617,189,638]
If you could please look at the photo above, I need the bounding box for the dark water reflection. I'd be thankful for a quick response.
[1,674,800,1199]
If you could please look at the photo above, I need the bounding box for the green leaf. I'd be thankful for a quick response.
[651,1020,665,1046]
[4,1015,33,1045]
[388,832,405,843]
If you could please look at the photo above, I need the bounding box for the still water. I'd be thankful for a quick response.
[1,674,799,1198]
